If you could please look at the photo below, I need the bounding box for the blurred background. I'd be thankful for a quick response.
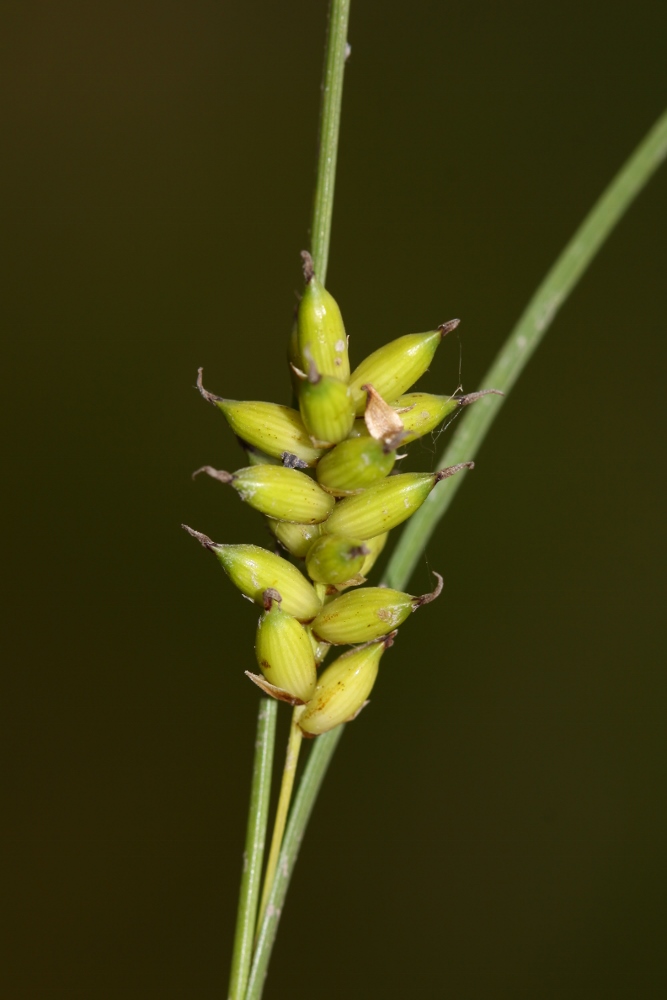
[2,1,667,996]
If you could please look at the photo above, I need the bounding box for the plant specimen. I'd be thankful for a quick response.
[182,3,667,997]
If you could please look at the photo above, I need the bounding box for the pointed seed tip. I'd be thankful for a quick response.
[192,466,234,484]
[181,524,216,549]
[438,318,461,337]
[195,367,223,405]
[300,250,315,283]
[459,388,505,406]
[417,571,444,606]
[434,461,474,483]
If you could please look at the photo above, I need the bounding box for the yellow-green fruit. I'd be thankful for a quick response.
[316,437,395,496]
[194,465,334,524]
[391,388,503,443]
[323,465,473,539]
[359,532,388,577]
[299,635,395,736]
[390,392,459,443]
[268,518,321,558]
[305,534,370,586]
[299,372,355,447]
[197,371,322,466]
[348,319,459,415]
[182,527,322,621]
[297,253,350,380]
[255,590,317,702]
[310,575,442,644]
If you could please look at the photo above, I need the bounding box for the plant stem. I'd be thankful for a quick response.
[227,698,276,1000]
[310,0,351,282]
[384,106,667,591]
[246,106,667,992]
[229,6,351,996]
[244,726,344,1000]
[255,706,304,938]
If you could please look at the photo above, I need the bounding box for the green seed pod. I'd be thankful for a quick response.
[298,633,396,736]
[391,388,504,444]
[359,531,388,577]
[193,465,335,524]
[348,319,459,415]
[323,464,474,539]
[182,526,321,621]
[197,369,323,466]
[316,436,395,496]
[297,364,355,447]
[267,518,321,558]
[305,534,370,586]
[254,590,317,702]
[297,252,350,381]
[311,574,443,644]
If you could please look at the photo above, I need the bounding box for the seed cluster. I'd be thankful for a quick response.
[184,253,499,736]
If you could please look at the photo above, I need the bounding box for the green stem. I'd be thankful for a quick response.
[254,706,304,938]
[310,0,351,282]
[227,698,276,1000]
[244,727,344,1000]
[246,106,667,993]
[384,107,667,591]
[231,5,351,996]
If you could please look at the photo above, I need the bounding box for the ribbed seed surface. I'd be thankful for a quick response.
[299,375,355,446]
[311,587,415,644]
[322,472,437,539]
[348,329,443,414]
[305,534,368,586]
[267,518,321,558]
[214,544,321,621]
[299,642,385,735]
[316,436,395,495]
[231,466,334,523]
[390,392,459,443]
[255,602,317,702]
[297,271,350,380]
[215,399,323,465]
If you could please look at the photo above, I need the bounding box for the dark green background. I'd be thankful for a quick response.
[3,1,666,996]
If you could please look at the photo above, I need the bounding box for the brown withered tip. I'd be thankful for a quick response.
[245,670,306,706]
[262,588,282,611]
[458,388,504,406]
[438,318,461,338]
[192,466,235,485]
[349,544,370,559]
[300,250,315,283]
[196,367,224,405]
[181,524,216,550]
[415,571,444,607]
[434,461,474,483]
